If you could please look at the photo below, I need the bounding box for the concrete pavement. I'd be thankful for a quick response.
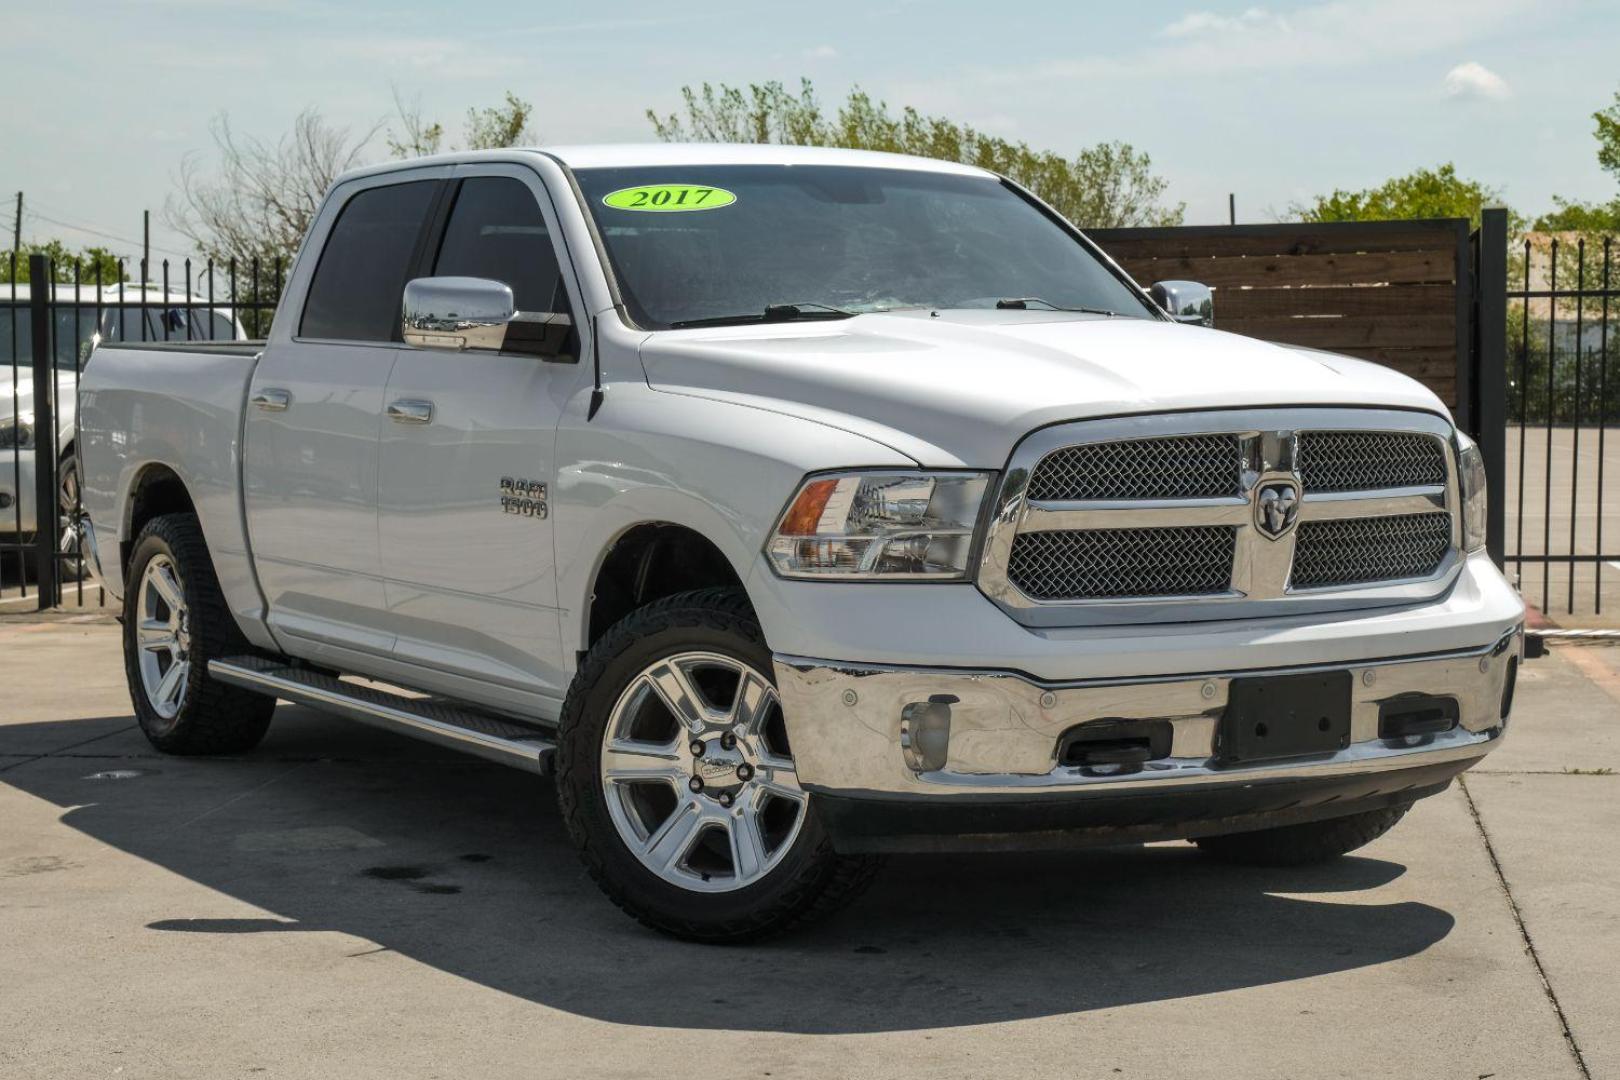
[1,617,1614,1079]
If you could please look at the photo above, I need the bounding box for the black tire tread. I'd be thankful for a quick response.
[123,513,275,755]
[556,587,882,942]
[1194,805,1410,867]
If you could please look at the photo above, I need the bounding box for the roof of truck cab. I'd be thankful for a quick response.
[334,143,994,187]
[540,143,991,175]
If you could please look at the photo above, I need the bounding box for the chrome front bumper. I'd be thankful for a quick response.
[773,627,1521,802]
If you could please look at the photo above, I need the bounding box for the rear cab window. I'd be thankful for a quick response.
[300,180,439,342]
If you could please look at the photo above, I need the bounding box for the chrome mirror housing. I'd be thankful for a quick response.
[1149,280,1214,327]
[402,276,516,351]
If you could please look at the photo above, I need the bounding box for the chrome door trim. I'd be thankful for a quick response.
[976,407,1461,627]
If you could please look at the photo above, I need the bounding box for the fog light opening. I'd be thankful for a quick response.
[899,695,955,773]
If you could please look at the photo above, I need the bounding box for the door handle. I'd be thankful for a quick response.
[251,388,291,412]
[387,399,434,425]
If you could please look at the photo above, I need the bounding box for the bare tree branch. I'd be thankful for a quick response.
[165,108,379,266]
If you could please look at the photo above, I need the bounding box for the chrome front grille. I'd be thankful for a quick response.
[1025,435,1242,501]
[979,408,1461,625]
[1007,526,1237,600]
[1297,431,1447,492]
[1291,512,1453,589]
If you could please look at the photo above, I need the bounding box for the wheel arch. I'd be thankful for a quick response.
[582,520,748,651]
[120,462,196,576]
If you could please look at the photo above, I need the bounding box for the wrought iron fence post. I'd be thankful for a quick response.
[1475,208,1508,568]
[28,253,58,609]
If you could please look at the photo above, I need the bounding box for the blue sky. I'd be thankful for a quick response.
[4,0,1618,263]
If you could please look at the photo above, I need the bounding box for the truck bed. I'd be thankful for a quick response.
[78,340,265,618]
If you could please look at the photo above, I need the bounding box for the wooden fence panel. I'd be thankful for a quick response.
[1088,220,1470,413]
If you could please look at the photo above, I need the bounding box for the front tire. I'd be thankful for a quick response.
[556,588,881,942]
[1193,805,1410,866]
[122,513,275,754]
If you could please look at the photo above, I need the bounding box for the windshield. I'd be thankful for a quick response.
[574,165,1156,330]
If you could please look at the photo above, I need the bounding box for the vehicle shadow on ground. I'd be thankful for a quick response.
[2,707,1456,1035]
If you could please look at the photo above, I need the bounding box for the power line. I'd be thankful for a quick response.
[20,191,182,243]
[21,208,194,260]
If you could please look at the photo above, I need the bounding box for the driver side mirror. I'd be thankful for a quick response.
[1149,280,1214,327]
[402,276,574,359]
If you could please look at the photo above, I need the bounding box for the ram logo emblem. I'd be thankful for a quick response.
[1254,481,1301,540]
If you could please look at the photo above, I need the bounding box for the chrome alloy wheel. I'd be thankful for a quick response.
[599,651,808,892]
[135,554,191,720]
[58,458,87,566]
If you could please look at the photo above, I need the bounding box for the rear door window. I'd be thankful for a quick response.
[300,180,438,341]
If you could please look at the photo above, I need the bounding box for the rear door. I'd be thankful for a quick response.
[375,165,585,710]
[244,173,444,656]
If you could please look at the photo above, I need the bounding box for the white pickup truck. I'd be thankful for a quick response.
[77,145,1524,941]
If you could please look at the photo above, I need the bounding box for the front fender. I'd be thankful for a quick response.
[551,383,914,656]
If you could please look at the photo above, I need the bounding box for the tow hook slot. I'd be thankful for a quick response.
[1059,718,1174,770]
[1378,694,1460,740]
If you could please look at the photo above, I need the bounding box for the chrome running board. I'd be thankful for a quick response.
[209,656,556,774]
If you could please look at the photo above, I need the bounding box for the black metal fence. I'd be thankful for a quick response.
[2,252,282,612]
[1490,218,1620,618]
[6,217,1619,623]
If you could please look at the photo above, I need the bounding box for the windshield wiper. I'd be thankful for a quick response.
[669,302,856,329]
[994,297,1123,316]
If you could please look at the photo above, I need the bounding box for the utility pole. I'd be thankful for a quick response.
[1228,193,1236,226]
[142,209,150,283]
[11,191,19,255]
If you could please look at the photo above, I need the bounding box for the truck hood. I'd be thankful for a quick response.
[639,309,1452,466]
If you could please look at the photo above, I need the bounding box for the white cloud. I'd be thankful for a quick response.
[980,0,1546,84]
[1161,7,1282,38]
[1443,60,1511,100]
[803,44,838,60]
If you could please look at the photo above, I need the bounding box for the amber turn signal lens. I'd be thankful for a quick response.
[778,477,840,536]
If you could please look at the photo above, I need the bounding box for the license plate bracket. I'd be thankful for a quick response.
[1219,670,1352,764]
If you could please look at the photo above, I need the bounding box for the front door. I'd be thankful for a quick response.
[244,175,442,655]
[376,167,583,711]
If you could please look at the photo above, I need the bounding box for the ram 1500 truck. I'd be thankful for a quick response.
[77,145,1524,941]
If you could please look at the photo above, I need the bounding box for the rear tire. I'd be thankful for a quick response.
[122,513,275,755]
[556,587,881,942]
[1193,805,1410,866]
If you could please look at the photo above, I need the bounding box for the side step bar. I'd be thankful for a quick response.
[209,656,556,775]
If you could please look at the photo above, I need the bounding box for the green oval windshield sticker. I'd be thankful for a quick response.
[602,183,737,212]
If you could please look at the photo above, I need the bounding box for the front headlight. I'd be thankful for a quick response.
[767,471,991,580]
[1458,432,1487,553]
[0,414,34,450]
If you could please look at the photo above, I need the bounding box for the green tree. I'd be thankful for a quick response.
[1533,88,1620,233]
[386,90,536,158]
[1293,163,1516,230]
[646,79,1183,229]
[1534,196,1620,233]
[1,240,123,284]
[1595,88,1620,181]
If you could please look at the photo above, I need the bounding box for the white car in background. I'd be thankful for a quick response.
[1,284,242,576]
